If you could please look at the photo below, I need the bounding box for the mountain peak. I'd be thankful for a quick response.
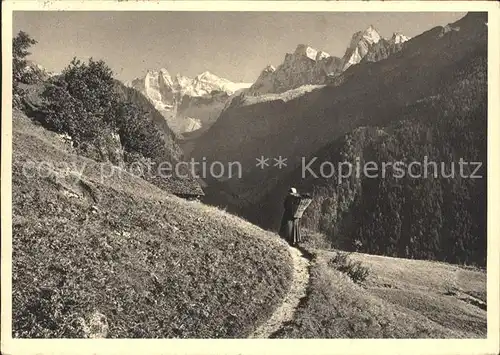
[316,50,331,61]
[249,24,408,94]
[390,32,411,44]
[196,71,227,84]
[263,65,276,73]
[348,26,381,49]
[294,44,319,61]
[198,70,214,78]
[363,25,381,43]
[134,68,250,103]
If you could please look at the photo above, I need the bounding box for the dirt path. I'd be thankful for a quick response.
[249,246,310,338]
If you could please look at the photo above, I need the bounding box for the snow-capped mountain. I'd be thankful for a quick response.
[341,25,382,71]
[361,32,412,64]
[249,26,410,95]
[133,26,409,134]
[131,69,251,135]
[191,71,251,96]
[390,32,411,44]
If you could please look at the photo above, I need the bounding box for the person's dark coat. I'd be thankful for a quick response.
[279,193,301,246]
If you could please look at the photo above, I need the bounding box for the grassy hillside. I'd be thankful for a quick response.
[273,237,486,338]
[12,111,293,338]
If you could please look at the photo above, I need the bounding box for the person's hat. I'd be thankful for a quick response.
[289,187,297,194]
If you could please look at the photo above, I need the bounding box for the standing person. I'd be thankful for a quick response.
[279,187,301,246]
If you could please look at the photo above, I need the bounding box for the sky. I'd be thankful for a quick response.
[13,11,466,83]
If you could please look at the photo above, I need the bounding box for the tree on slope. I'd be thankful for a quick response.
[13,31,37,83]
[40,57,167,164]
[13,31,38,106]
[41,58,118,144]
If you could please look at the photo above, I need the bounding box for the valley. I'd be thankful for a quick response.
[190,12,488,266]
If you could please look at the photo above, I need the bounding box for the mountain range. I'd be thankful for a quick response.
[130,69,251,135]
[131,25,410,136]
[247,26,410,95]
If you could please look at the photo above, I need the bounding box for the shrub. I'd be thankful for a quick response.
[40,58,118,145]
[328,251,370,284]
[40,76,109,145]
[38,57,167,166]
[328,251,350,267]
[345,260,370,284]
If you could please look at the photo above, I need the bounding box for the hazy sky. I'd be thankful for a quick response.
[13,11,466,83]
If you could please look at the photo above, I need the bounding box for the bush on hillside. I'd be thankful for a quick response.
[114,81,183,163]
[40,58,117,145]
[38,57,167,166]
[328,251,370,284]
[41,75,109,144]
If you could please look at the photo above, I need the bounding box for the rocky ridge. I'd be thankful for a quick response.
[248,26,411,95]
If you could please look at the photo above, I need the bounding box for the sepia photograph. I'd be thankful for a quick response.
[1,1,499,355]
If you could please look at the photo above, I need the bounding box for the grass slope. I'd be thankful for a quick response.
[274,236,486,339]
[12,111,293,338]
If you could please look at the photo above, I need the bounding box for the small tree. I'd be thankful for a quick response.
[40,58,119,145]
[13,31,38,84]
[13,31,38,107]
[40,57,167,166]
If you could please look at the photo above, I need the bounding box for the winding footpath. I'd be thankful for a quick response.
[249,245,311,338]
